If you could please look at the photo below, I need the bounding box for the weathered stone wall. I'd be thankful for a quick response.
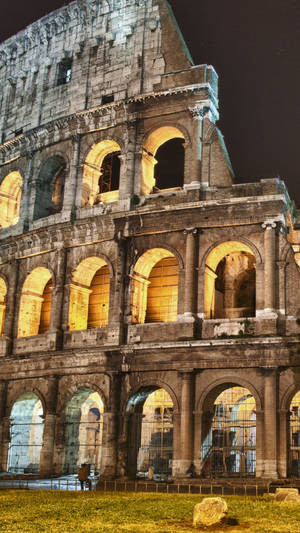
[0,0,299,481]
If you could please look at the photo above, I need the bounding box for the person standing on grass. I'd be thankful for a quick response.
[78,463,92,490]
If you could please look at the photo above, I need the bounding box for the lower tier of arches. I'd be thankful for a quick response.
[0,368,299,480]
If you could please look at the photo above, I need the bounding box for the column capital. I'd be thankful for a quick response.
[183,227,198,236]
[262,220,277,230]
[178,370,195,381]
[188,101,219,123]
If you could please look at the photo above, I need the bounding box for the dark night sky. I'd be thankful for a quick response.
[1,0,300,206]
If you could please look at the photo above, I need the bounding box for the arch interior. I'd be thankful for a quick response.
[17,267,52,338]
[82,140,121,206]
[205,241,256,319]
[127,387,173,480]
[201,386,256,477]
[289,391,300,477]
[141,126,185,195]
[7,393,44,474]
[69,257,110,331]
[33,157,66,220]
[64,388,104,475]
[131,249,178,324]
[0,171,23,229]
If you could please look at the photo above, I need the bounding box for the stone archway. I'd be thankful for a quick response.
[63,387,104,474]
[289,390,300,477]
[131,249,179,324]
[200,385,256,477]
[126,387,174,480]
[7,392,44,474]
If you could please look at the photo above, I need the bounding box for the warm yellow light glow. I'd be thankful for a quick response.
[131,249,178,324]
[17,267,52,338]
[204,241,254,319]
[0,277,7,336]
[82,140,121,206]
[69,257,110,331]
[142,127,184,195]
[0,171,23,228]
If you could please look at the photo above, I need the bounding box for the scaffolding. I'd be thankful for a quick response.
[137,389,173,477]
[201,386,256,477]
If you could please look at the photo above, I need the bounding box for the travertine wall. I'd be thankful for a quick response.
[0,0,299,481]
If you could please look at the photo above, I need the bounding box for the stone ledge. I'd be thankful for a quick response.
[127,321,197,344]
[13,331,61,354]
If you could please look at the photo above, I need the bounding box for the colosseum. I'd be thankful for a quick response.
[0,0,300,485]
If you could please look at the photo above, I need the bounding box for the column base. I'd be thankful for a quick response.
[261,460,278,479]
[172,459,193,477]
[178,312,197,323]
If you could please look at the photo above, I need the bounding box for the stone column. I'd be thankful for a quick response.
[255,263,265,314]
[21,151,35,233]
[0,381,7,471]
[171,412,181,477]
[262,368,278,478]
[278,409,289,478]
[276,261,287,316]
[193,410,203,475]
[177,372,194,476]
[119,120,137,201]
[262,221,277,314]
[188,106,203,187]
[108,236,127,345]
[0,416,10,472]
[49,246,67,345]
[255,410,264,477]
[2,259,19,354]
[101,373,121,479]
[40,376,59,475]
[183,229,198,320]
[69,134,83,211]
[0,81,12,143]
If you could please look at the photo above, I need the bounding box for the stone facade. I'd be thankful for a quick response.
[0,0,300,481]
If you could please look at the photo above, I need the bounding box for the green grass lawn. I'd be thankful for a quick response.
[0,490,299,533]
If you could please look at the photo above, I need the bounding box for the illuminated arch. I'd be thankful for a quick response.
[204,241,256,319]
[0,277,7,336]
[289,391,300,477]
[142,126,185,195]
[0,171,22,228]
[17,267,53,338]
[7,392,44,474]
[63,387,104,474]
[33,156,66,220]
[68,257,110,331]
[131,248,178,324]
[82,140,121,206]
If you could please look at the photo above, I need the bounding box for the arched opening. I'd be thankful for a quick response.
[33,156,66,220]
[0,171,22,228]
[64,388,104,474]
[68,257,110,331]
[7,393,44,474]
[82,140,121,206]
[0,277,7,336]
[204,241,256,319]
[289,391,300,477]
[142,126,185,195]
[17,268,53,338]
[201,386,256,477]
[131,249,178,324]
[126,387,173,480]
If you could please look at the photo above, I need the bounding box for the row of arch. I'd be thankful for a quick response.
[0,241,257,339]
[5,385,300,478]
[0,126,186,228]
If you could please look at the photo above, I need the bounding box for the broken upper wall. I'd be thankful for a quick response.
[0,0,218,143]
